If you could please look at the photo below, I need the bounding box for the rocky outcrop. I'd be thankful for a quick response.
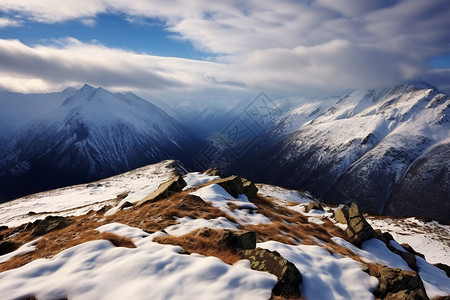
[136,175,187,206]
[203,175,258,198]
[240,248,302,298]
[334,202,375,245]
[213,176,245,198]
[203,168,225,178]
[222,230,256,250]
[0,241,19,256]
[241,178,258,196]
[401,243,425,259]
[194,228,256,250]
[27,216,74,237]
[306,201,324,212]
[368,264,429,300]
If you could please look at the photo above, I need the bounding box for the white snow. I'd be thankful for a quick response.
[96,222,150,243]
[366,216,450,265]
[0,224,277,300]
[0,160,177,227]
[416,256,450,298]
[332,237,411,270]
[183,172,220,190]
[258,241,379,300]
[0,239,40,264]
[307,216,325,225]
[256,184,316,204]
[164,216,238,236]
[191,184,271,225]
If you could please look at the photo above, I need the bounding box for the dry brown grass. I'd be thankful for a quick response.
[1,189,364,278]
[154,228,242,264]
[107,191,237,233]
[0,191,237,273]
[0,214,138,272]
[242,195,349,247]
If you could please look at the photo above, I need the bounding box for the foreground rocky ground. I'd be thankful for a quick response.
[0,160,449,299]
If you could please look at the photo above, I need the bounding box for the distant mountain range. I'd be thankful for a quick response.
[0,84,203,202]
[231,82,450,221]
[0,82,449,221]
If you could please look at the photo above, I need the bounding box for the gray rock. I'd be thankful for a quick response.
[399,252,417,270]
[334,207,349,224]
[0,241,19,256]
[137,175,187,206]
[213,176,245,198]
[240,248,302,298]
[119,201,133,210]
[222,230,256,250]
[203,168,224,178]
[306,201,324,212]
[370,265,429,300]
[30,216,73,237]
[241,178,258,196]
[334,202,375,245]
[401,243,425,259]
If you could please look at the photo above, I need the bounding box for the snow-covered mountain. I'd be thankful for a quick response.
[233,82,450,221]
[0,85,203,202]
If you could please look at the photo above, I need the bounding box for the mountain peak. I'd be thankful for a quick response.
[398,80,438,91]
[80,83,95,91]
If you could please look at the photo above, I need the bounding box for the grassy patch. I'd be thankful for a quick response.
[154,228,242,264]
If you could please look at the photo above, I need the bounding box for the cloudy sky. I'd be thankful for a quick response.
[0,0,449,103]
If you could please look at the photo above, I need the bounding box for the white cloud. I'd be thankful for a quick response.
[0,0,449,98]
[0,17,21,27]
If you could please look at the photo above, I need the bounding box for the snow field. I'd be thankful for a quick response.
[0,223,277,300]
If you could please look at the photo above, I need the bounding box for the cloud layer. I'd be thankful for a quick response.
[0,0,449,99]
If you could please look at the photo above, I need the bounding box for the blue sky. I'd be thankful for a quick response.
[0,13,209,59]
[0,0,449,102]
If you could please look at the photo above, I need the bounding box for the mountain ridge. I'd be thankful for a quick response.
[229,83,450,221]
[0,85,203,203]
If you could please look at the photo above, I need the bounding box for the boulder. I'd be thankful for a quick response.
[401,243,425,259]
[369,265,429,300]
[222,230,256,250]
[0,225,8,231]
[306,202,324,212]
[334,202,375,245]
[383,232,394,241]
[399,252,417,270]
[213,176,245,198]
[29,216,73,237]
[203,168,224,178]
[136,175,187,206]
[0,241,19,256]
[240,248,302,298]
[241,178,258,196]
[334,206,349,224]
[194,228,256,250]
[119,201,133,210]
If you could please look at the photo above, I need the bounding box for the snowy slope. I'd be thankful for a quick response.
[0,87,77,138]
[0,85,203,202]
[237,83,450,220]
[0,162,449,299]
[0,160,186,227]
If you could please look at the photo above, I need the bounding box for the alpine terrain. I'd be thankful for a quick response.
[0,160,449,299]
[232,83,450,221]
[0,85,203,203]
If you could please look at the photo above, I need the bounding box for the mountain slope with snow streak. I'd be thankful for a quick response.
[0,85,203,203]
[236,83,450,221]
